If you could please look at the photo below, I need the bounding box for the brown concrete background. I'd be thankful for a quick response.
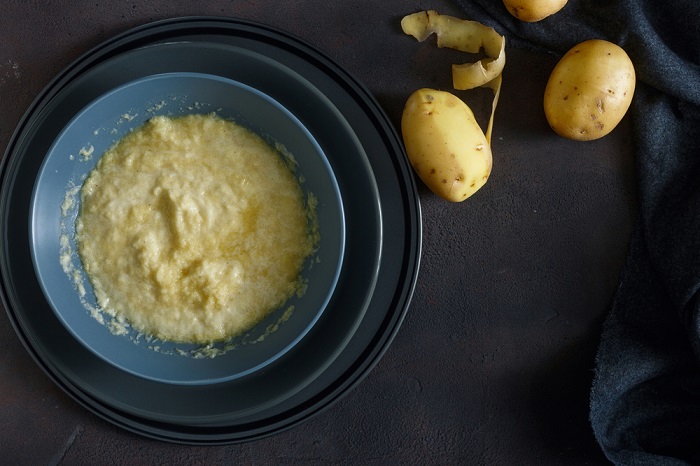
[1,0,634,463]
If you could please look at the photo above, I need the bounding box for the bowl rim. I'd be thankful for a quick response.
[29,70,348,385]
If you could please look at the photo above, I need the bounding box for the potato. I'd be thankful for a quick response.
[503,0,568,22]
[402,89,491,202]
[544,39,635,141]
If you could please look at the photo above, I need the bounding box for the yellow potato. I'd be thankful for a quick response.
[503,0,568,22]
[544,39,635,141]
[401,89,491,202]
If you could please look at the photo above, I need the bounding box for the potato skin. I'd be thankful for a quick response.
[401,89,492,202]
[544,39,635,141]
[503,0,568,22]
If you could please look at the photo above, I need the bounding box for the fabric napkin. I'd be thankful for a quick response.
[453,1,700,463]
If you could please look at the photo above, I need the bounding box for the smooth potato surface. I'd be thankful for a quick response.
[544,39,635,141]
[503,0,568,22]
[401,89,491,202]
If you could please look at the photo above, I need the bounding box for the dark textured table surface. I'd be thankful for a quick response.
[1,1,634,464]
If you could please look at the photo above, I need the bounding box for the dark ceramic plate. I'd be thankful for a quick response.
[0,17,421,444]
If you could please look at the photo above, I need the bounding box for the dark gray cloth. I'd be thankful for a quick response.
[455,1,700,463]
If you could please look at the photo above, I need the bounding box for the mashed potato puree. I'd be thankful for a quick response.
[75,114,318,344]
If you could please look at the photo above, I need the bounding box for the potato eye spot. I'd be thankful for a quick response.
[596,98,605,113]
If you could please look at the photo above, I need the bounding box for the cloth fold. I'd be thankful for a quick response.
[454,1,700,463]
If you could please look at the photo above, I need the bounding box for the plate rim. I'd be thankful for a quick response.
[0,15,422,444]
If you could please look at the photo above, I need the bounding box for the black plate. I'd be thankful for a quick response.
[0,17,421,444]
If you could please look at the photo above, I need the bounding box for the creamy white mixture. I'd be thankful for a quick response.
[75,114,318,344]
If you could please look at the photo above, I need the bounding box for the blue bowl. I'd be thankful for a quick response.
[30,72,345,384]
